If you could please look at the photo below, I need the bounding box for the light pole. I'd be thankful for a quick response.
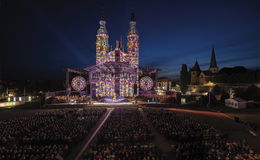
[207,87,212,107]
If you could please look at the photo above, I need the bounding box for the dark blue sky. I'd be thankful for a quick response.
[1,0,259,80]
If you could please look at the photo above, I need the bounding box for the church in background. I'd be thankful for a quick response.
[190,48,218,85]
[184,47,260,95]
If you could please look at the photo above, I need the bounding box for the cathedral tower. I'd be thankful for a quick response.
[96,16,109,64]
[127,11,139,68]
[209,47,218,73]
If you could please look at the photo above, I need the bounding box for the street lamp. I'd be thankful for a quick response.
[207,87,213,107]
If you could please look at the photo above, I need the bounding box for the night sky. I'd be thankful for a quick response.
[1,0,259,80]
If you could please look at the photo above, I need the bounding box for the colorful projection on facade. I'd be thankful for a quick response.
[66,13,158,99]
[92,13,139,97]
[120,73,135,97]
[127,19,139,68]
[92,67,136,97]
[95,73,115,97]
[96,20,109,64]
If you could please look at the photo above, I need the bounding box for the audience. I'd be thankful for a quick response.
[144,108,260,160]
[0,108,106,160]
[0,107,259,160]
[81,108,162,160]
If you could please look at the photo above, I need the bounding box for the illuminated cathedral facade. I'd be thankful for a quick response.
[89,12,139,97]
[66,13,143,97]
[66,12,158,98]
[96,14,139,68]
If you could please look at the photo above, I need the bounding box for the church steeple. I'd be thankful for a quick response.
[190,59,201,85]
[97,14,108,35]
[130,11,136,22]
[128,10,138,35]
[209,47,218,73]
[191,59,201,72]
[127,10,139,68]
[96,15,109,64]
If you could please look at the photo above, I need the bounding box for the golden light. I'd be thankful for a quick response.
[8,93,14,97]
[156,90,166,95]
[204,81,216,86]
[191,88,197,92]
[202,92,208,95]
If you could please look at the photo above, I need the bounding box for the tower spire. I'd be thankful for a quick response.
[210,47,217,68]
[97,17,107,34]
[190,59,201,85]
[209,47,218,73]
[127,10,139,68]
[130,9,136,22]
[193,59,201,71]
[96,10,109,64]
[100,5,105,21]
[128,9,138,35]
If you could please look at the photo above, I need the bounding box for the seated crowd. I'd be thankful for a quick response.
[0,108,106,160]
[81,108,162,160]
[0,107,259,160]
[144,108,260,160]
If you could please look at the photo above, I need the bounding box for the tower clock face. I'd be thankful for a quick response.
[71,76,86,92]
[140,76,154,91]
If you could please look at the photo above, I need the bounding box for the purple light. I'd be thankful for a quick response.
[103,96,126,103]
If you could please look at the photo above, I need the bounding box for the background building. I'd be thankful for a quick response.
[156,77,172,91]
[190,48,218,85]
[225,98,248,109]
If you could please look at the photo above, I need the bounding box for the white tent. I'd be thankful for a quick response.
[225,98,247,109]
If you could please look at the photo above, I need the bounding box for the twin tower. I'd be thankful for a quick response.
[95,12,139,68]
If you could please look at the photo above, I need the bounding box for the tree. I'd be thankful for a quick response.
[246,85,260,101]
[235,88,247,99]
[180,64,189,94]
[234,85,260,101]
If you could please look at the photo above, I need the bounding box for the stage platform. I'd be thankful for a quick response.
[92,102,134,105]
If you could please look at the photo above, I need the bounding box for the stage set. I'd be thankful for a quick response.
[63,12,173,104]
